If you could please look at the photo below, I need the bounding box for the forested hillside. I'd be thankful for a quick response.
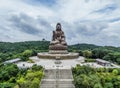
[0,41,50,53]
[0,41,120,64]
[0,41,49,62]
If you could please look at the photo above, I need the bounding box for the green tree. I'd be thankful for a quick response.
[94,83,103,88]
[112,69,118,76]
[21,50,32,61]
[83,50,92,58]
[32,64,43,71]
[30,78,40,88]
[104,82,113,88]
[92,49,111,59]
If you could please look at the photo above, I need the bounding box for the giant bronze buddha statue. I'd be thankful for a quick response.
[49,23,68,54]
[37,23,79,59]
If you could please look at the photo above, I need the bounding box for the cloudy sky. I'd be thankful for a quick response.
[0,0,120,46]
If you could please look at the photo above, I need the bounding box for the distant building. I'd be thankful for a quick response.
[3,58,21,64]
[96,59,111,67]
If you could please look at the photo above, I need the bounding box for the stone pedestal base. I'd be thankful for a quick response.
[49,50,68,54]
[37,52,79,59]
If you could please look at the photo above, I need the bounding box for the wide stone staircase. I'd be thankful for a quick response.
[40,69,75,88]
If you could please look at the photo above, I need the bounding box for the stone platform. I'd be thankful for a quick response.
[37,52,79,59]
[49,50,68,54]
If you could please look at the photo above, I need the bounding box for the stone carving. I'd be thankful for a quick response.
[49,23,68,52]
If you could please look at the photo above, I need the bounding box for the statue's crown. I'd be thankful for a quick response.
[57,23,61,25]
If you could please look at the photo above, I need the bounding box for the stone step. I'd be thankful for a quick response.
[40,69,75,88]
[44,69,73,79]
[41,79,74,81]
[41,79,74,84]
[40,84,75,88]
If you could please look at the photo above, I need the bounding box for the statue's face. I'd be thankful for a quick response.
[56,23,61,31]
[57,25,61,29]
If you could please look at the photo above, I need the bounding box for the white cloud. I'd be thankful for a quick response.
[0,0,120,46]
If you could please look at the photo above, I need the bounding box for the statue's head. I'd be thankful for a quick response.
[56,23,61,31]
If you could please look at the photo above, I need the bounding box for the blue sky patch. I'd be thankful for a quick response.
[93,4,117,14]
[24,0,56,6]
